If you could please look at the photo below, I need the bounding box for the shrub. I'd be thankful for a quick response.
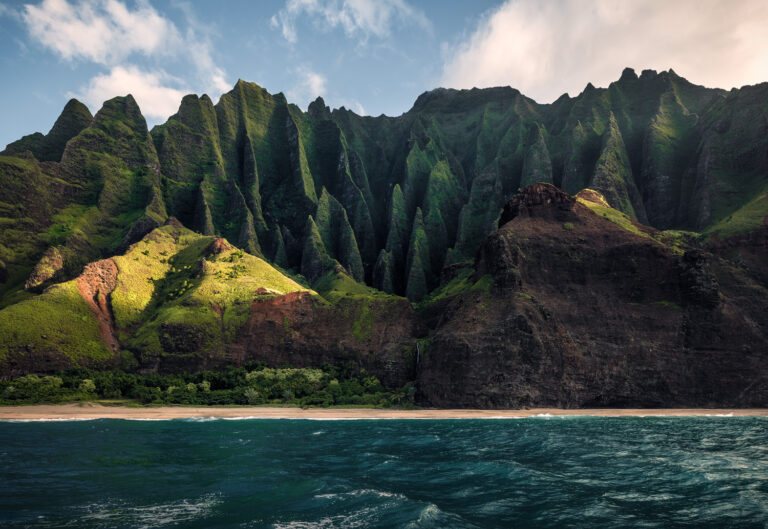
[244,388,261,404]
[79,379,96,393]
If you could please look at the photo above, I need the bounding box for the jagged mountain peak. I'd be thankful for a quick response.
[619,67,638,82]
[1,67,767,307]
[2,97,92,162]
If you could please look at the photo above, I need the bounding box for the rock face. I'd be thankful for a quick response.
[0,183,766,407]
[25,247,64,291]
[232,292,422,387]
[76,259,119,354]
[417,184,768,408]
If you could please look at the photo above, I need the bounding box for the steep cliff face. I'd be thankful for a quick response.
[0,183,765,405]
[232,288,421,388]
[417,184,768,408]
[1,69,767,406]
[4,68,767,305]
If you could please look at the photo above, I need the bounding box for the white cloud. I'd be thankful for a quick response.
[172,2,231,96]
[285,67,367,115]
[440,0,768,102]
[287,67,327,107]
[271,0,430,44]
[341,99,365,116]
[20,0,231,123]
[74,65,187,121]
[22,0,181,64]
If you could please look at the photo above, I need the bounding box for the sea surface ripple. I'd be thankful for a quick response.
[1,416,766,528]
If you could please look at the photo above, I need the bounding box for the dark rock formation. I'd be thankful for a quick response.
[417,184,768,408]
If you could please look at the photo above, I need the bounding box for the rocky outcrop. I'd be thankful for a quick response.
[417,184,768,408]
[76,259,119,354]
[25,247,64,291]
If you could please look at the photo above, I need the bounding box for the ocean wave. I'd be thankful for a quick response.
[77,493,220,529]
[271,506,377,529]
[314,488,406,501]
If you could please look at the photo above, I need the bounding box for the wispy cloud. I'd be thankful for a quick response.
[72,65,187,120]
[338,99,365,116]
[20,0,230,122]
[285,66,366,115]
[22,0,180,64]
[440,0,768,102]
[287,66,327,108]
[171,1,231,95]
[271,0,430,44]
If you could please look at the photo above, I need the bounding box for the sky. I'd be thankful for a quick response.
[1,0,768,148]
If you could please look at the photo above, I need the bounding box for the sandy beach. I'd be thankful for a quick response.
[0,403,766,420]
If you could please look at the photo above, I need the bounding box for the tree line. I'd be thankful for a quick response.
[0,363,416,408]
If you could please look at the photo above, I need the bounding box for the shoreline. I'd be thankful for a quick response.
[1,403,767,420]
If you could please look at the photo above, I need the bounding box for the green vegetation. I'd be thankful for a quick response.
[1,70,767,382]
[0,280,111,365]
[3,70,765,306]
[577,195,651,239]
[1,222,314,371]
[0,364,415,408]
[314,270,388,303]
[112,225,311,360]
[703,187,768,239]
[417,267,493,309]
[3,99,92,162]
[590,113,644,220]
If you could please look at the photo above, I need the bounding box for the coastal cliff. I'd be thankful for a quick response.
[1,69,767,407]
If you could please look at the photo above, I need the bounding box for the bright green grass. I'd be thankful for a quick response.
[417,268,493,310]
[194,246,312,341]
[577,197,651,239]
[0,281,111,364]
[111,225,200,328]
[313,270,390,304]
[117,225,313,355]
[704,188,768,239]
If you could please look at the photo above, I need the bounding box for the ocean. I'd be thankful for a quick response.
[1,416,766,528]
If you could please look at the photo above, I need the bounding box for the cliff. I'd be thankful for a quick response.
[417,184,768,407]
[1,68,767,407]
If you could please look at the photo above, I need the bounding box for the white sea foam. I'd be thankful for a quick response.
[272,506,377,529]
[78,493,220,529]
[179,416,221,422]
[314,488,405,501]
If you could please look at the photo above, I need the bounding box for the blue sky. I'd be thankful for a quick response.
[1,0,768,148]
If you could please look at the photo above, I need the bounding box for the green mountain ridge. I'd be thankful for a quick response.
[0,68,767,408]
[2,68,767,305]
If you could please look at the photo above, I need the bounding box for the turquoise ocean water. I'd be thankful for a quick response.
[1,416,767,528]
